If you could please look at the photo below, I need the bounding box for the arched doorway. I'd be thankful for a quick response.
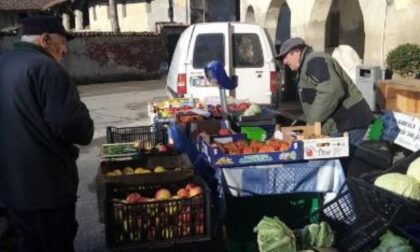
[275,2,291,53]
[325,0,365,58]
[245,6,255,23]
[264,0,286,44]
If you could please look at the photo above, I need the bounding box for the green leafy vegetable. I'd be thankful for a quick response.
[295,222,334,249]
[374,173,420,201]
[254,216,296,252]
[371,231,414,252]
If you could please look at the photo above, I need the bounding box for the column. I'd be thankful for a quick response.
[62,13,71,31]
[75,9,83,31]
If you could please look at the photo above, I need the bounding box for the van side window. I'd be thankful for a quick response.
[233,34,264,68]
[193,34,225,69]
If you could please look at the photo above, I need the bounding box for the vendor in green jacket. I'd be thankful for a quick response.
[277,37,374,145]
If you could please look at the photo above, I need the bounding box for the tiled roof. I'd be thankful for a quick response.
[70,31,161,37]
[0,0,68,11]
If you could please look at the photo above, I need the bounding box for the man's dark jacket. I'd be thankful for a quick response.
[297,47,374,135]
[0,42,94,209]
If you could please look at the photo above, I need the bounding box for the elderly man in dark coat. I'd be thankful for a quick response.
[0,16,94,252]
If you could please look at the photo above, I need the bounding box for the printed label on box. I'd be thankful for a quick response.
[303,137,349,159]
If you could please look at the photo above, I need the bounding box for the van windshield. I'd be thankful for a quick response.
[193,34,225,69]
[233,34,264,68]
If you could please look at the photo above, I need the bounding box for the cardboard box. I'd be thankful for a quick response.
[303,134,349,160]
[199,134,303,167]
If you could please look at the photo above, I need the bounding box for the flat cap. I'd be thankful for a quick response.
[20,15,74,41]
[276,37,306,59]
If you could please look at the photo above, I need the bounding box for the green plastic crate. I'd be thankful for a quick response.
[241,127,267,141]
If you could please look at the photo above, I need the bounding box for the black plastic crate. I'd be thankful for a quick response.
[292,183,393,252]
[104,175,211,250]
[96,154,194,223]
[359,150,420,225]
[106,125,168,146]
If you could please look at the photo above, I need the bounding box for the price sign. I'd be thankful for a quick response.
[392,112,420,151]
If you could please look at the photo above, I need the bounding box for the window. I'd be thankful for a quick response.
[232,34,263,68]
[121,1,127,18]
[92,6,97,21]
[193,34,225,69]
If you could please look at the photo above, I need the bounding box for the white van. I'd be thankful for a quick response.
[166,22,277,104]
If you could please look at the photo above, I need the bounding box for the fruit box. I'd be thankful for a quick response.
[280,123,349,160]
[302,134,349,160]
[97,154,194,223]
[199,133,303,168]
[104,175,211,249]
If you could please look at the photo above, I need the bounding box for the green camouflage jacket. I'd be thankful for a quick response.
[297,47,374,135]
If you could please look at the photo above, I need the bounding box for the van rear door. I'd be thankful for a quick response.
[185,23,231,102]
[231,24,275,104]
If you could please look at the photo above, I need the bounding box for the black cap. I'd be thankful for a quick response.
[20,15,74,41]
[276,37,306,59]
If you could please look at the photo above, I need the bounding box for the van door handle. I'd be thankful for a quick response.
[255,71,263,74]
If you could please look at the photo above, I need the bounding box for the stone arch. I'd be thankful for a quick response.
[307,0,334,51]
[275,2,291,48]
[325,0,365,59]
[264,0,287,44]
[245,5,256,23]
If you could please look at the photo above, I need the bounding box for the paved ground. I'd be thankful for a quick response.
[75,79,166,251]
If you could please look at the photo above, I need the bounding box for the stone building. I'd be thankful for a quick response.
[241,0,420,66]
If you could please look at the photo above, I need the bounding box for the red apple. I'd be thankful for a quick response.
[155,188,171,200]
[157,143,168,153]
[218,128,230,136]
[126,193,143,204]
[189,186,202,197]
[239,102,249,111]
[185,183,196,191]
[177,188,189,198]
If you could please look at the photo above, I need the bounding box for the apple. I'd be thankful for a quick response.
[126,193,143,204]
[122,167,134,175]
[239,102,249,111]
[189,186,202,197]
[156,143,168,153]
[155,188,171,200]
[153,166,167,173]
[177,188,189,198]
[112,169,122,176]
[185,183,196,191]
[218,128,230,136]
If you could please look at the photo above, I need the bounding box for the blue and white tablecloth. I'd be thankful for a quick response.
[216,159,345,198]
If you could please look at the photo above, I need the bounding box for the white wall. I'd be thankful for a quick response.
[243,0,420,66]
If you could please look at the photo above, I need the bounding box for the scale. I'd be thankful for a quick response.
[204,61,237,129]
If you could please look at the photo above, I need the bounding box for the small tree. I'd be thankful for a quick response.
[386,43,420,77]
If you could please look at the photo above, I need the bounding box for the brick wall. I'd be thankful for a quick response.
[0,32,167,84]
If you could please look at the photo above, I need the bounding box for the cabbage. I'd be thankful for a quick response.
[243,104,262,116]
[254,216,296,252]
[374,173,420,201]
[407,156,420,184]
[296,222,334,249]
[371,231,414,252]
